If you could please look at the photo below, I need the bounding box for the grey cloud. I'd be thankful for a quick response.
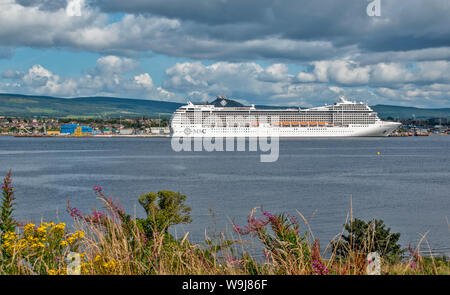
[2,69,24,79]
[3,0,450,108]
[16,0,68,11]
[356,47,450,65]
[93,0,450,54]
[5,0,449,63]
[93,0,274,25]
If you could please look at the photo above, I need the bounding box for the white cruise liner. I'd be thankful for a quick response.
[171,96,401,137]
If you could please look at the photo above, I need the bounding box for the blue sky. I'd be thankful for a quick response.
[0,0,449,107]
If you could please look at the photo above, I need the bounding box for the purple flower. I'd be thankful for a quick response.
[69,207,83,217]
[92,211,104,219]
[226,256,238,264]
[312,259,329,275]
[262,211,273,218]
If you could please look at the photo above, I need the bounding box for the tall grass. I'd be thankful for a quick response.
[0,173,448,275]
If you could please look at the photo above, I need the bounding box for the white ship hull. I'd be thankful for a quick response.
[171,96,402,138]
[172,122,401,138]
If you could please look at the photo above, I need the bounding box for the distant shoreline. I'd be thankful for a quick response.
[0,134,170,138]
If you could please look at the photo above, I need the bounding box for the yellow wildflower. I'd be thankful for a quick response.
[103,259,117,269]
[94,255,102,262]
[24,223,35,230]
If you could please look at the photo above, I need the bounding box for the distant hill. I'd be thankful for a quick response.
[371,105,450,120]
[0,93,449,119]
[0,93,182,118]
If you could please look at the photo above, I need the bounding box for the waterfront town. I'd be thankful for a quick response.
[0,116,448,137]
[0,117,171,137]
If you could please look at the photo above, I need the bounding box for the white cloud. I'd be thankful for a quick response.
[164,61,293,101]
[163,60,450,107]
[94,55,138,75]
[374,84,450,107]
[0,55,178,101]
[134,73,153,89]
[294,60,450,86]
[0,0,448,68]
[1,57,449,108]
[22,64,57,87]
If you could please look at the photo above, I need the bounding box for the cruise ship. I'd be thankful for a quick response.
[171,96,401,137]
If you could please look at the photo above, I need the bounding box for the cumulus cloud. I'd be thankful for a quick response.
[0,1,449,107]
[0,0,447,63]
[1,58,449,107]
[161,60,450,107]
[294,60,450,86]
[164,61,293,101]
[3,1,340,61]
[93,0,450,54]
[0,55,177,100]
[163,61,359,105]
[373,84,450,107]
[92,55,139,75]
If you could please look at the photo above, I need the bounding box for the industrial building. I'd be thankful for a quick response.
[60,124,93,135]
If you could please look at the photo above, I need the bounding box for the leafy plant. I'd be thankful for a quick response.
[332,218,403,261]
[137,190,192,238]
[233,208,312,274]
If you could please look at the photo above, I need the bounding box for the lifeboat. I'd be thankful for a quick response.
[272,122,280,126]
[300,122,308,126]
[318,122,325,126]
[282,122,290,125]
[251,122,259,126]
[291,122,299,125]
[309,122,317,125]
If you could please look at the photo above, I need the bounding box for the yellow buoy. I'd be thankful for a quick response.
[377,152,381,155]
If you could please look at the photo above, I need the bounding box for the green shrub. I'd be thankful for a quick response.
[332,218,403,261]
[137,190,192,238]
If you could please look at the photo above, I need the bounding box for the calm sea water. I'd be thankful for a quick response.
[0,136,449,255]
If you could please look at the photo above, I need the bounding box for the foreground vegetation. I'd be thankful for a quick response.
[0,171,448,275]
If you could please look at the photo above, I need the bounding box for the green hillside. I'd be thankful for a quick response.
[371,105,450,120]
[0,93,449,119]
[0,93,182,118]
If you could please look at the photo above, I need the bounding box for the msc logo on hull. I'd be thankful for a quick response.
[184,127,206,135]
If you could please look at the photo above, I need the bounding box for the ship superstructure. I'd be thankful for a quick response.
[171,96,401,137]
